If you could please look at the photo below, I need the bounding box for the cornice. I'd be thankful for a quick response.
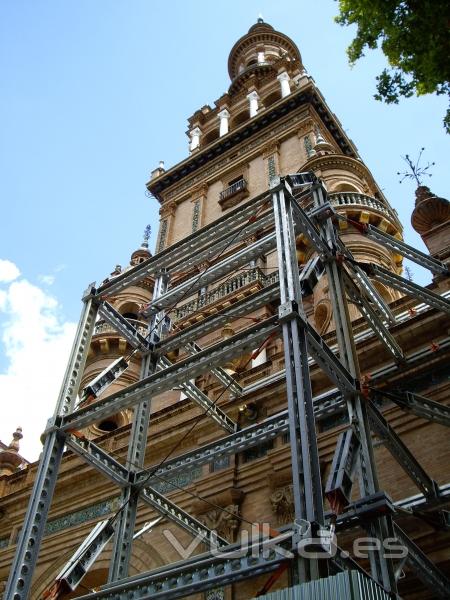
[147,84,358,202]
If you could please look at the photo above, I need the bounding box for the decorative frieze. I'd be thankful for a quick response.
[45,496,121,536]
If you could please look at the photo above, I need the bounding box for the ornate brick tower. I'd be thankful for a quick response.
[149,19,403,336]
[1,20,449,600]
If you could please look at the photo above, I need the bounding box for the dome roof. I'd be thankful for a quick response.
[227,19,302,81]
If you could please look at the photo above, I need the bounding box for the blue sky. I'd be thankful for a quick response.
[1,0,449,460]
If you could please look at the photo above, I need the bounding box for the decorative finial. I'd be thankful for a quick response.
[142,224,151,248]
[257,13,264,23]
[9,427,23,452]
[397,148,435,186]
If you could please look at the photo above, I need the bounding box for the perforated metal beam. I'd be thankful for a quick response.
[98,301,151,351]
[140,486,228,548]
[158,282,279,355]
[158,356,237,433]
[145,233,277,315]
[97,190,273,297]
[393,523,450,598]
[342,272,404,362]
[365,264,450,315]
[367,401,440,499]
[60,317,280,432]
[75,530,294,600]
[372,389,450,427]
[184,342,242,396]
[363,223,450,276]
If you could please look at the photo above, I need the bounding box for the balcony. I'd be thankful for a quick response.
[328,192,401,228]
[219,178,249,209]
[94,318,148,337]
[173,267,278,323]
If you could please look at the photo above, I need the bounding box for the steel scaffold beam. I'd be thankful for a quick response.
[273,184,326,582]
[393,523,450,598]
[145,234,278,315]
[158,356,237,433]
[66,390,345,491]
[366,264,450,316]
[5,287,99,600]
[184,342,243,396]
[158,282,280,355]
[75,530,295,600]
[60,317,280,432]
[108,270,170,582]
[310,182,398,593]
[139,486,228,547]
[361,223,450,276]
[367,401,440,499]
[341,271,404,362]
[372,389,450,427]
[97,189,273,297]
[98,301,152,352]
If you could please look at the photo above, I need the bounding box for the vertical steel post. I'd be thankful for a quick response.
[311,182,397,593]
[5,285,98,600]
[273,182,325,583]
[108,270,169,582]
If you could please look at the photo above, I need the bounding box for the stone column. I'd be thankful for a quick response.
[189,126,202,152]
[277,71,291,98]
[247,91,260,118]
[218,109,230,137]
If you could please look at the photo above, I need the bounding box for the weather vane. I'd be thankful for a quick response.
[143,224,151,244]
[397,147,435,186]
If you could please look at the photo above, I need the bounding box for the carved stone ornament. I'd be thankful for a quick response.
[199,504,241,542]
[262,140,280,159]
[159,200,177,218]
[270,485,294,525]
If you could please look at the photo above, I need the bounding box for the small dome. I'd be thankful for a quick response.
[411,186,450,235]
[227,20,302,81]
[247,20,275,34]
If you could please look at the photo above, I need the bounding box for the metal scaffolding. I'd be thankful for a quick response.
[5,174,450,599]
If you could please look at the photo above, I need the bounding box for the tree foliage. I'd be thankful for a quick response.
[336,0,450,132]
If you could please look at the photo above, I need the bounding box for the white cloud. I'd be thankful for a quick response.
[0,259,20,283]
[0,263,76,461]
[38,274,56,286]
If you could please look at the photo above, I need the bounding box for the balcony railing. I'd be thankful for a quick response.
[219,178,247,202]
[329,192,400,225]
[94,318,148,337]
[173,267,277,322]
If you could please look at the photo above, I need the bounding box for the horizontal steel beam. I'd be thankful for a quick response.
[75,530,294,600]
[146,233,277,315]
[96,190,273,297]
[136,390,345,487]
[158,282,280,355]
[60,317,280,431]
